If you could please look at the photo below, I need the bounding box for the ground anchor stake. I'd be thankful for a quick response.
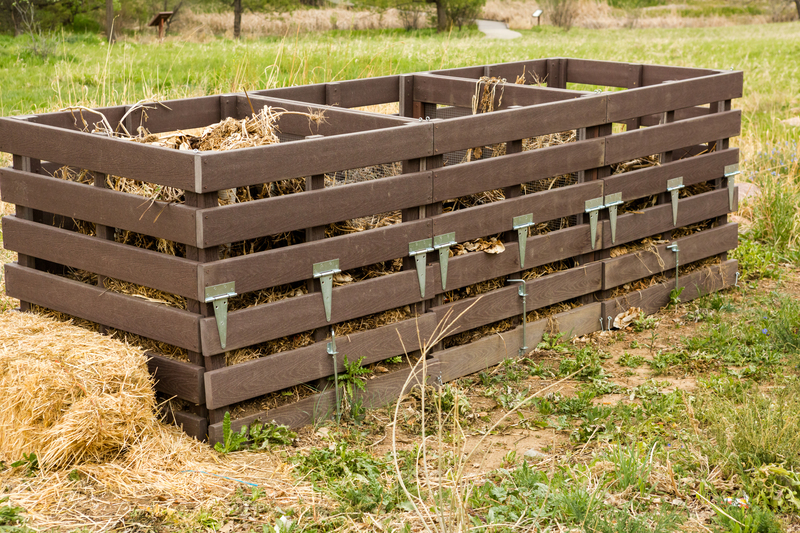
[205,282,237,350]
[508,279,528,356]
[313,259,341,322]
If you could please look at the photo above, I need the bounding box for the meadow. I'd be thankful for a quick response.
[1,20,800,532]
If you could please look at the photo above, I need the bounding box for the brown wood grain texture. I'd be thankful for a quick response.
[604,111,741,165]
[4,264,202,351]
[608,71,742,122]
[160,407,208,442]
[125,95,222,134]
[251,84,327,104]
[431,93,605,154]
[430,263,602,335]
[566,58,633,88]
[200,267,436,355]
[431,181,603,242]
[602,223,738,290]
[603,149,738,199]
[428,66,486,78]
[198,171,433,246]
[199,122,434,191]
[437,224,598,293]
[0,117,198,191]
[202,220,432,294]
[483,60,548,82]
[335,75,401,108]
[0,168,198,246]
[601,259,738,318]
[414,74,586,111]
[241,95,408,134]
[203,314,439,409]
[639,106,710,127]
[146,352,205,404]
[603,188,735,249]
[31,105,128,131]
[437,302,602,382]
[641,64,723,86]
[207,361,441,442]
[432,138,604,201]
[1,216,199,299]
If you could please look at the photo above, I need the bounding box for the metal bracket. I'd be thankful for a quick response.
[599,317,604,332]
[433,232,456,290]
[313,259,341,322]
[409,238,433,298]
[667,242,680,290]
[666,177,685,227]
[604,192,623,245]
[735,271,740,287]
[508,279,528,356]
[205,281,237,350]
[512,214,535,268]
[327,328,341,424]
[585,197,604,250]
[725,163,740,211]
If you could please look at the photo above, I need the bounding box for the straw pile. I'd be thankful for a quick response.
[0,311,315,531]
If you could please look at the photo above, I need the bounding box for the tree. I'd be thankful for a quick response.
[106,0,114,42]
[232,0,240,38]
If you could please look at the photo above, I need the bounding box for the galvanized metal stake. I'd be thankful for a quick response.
[327,328,341,424]
[433,232,456,290]
[409,238,434,298]
[508,279,528,356]
[313,259,341,322]
[512,214,535,268]
[725,163,740,211]
[585,197,604,250]
[666,177,685,227]
[205,281,237,350]
[667,242,680,290]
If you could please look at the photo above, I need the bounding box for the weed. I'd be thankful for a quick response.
[619,351,645,368]
[214,412,248,454]
[749,464,800,514]
[668,287,685,308]
[10,453,38,476]
[632,312,659,332]
[248,420,297,451]
[712,500,782,533]
[536,331,569,352]
[558,346,606,380]
[0,498,26,527]
[732,237,781,281]
[648,351,685,375]
[593,507,683,533]
[606,443,654,494]
[334,355,370,398]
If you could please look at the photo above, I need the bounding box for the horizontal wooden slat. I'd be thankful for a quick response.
[431,263,602,334]
[200,267,436,355]
[0,117,198,191]
[431,181,603,243]
[126,95,222,134]
[415,74,587,114]
[147,352,205,404]
[604,111,741,165]
[428,66,486,78]
[438,302,602,382]
[432,139,604,202]
[608,71,742,123]
[638,106,710,126]
[203,220,431,294]
[204,314,438,409]
[199,171,432,247]
[438,224,598,292]
[432,93,605,155]
[603,188,736,249]
[208,361,440,442]
[602,223,738,290]
[485,60,548,83]
[199,123,433,191]
[603,149,738,199]
[566,58,633,88]
[2,217,198,298]
[642,64,722,86]
[242,95,409,135]
[5,264,201,352]
[251,84,327,104]
[161,407,208,441]
[0,168,198,246]
[335,75,401,108]
[32,105,128,131]
[601,259,738,319]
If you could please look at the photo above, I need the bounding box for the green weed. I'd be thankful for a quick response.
[712,501,782,533]
[537,331,570,352]
[0,498,26,528]
[632,312,659,332]
[214,412,248,454]
[619,351,645,368]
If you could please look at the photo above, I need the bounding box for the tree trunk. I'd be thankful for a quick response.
[794,0,800,20]
[106,0,115,43]
[233,0,242,39]
[435,0,447,31]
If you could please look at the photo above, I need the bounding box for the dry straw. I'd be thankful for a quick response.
[0,311,312,531]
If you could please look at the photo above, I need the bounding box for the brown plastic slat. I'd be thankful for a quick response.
[2,217,198,299]
[0,118,198,191]
[5,264,201,352]
[199,171,432,247]
[204,314,438,409]
[0,168,198,246]
[147,352,205,404]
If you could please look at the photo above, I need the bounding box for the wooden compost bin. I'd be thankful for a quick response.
[0,58,743,444]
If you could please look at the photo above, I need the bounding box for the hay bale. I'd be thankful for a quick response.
[0,312,158,469]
